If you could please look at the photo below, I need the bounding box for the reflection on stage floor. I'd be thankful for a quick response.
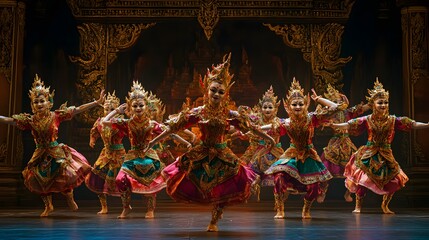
[1,197,429,240]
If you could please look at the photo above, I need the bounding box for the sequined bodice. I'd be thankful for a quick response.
[198,117,229,146]
[96,119,126,147]
[286,116,313,150]
[367,115,395,145]
[30,113,58,145]
[128,118,153,149]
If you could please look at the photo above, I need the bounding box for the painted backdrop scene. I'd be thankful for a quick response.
[0,0,428,210]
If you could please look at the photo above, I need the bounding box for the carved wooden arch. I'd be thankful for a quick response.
[69,22,155,123]
[67,0,355,124]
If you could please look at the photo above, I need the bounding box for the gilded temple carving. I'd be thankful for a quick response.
[67,0,355,18]
[198,0,220,40]
[264,23,352,93]
[0,3,25,167]
[400,6,429,165]
[67,0,355,41]
[66,0,356,123]
[70,22,155,124]
[410,12,428,83]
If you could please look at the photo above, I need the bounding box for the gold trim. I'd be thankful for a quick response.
[264,23,352,93]
[69,23,155,124]
[198,0,220,40]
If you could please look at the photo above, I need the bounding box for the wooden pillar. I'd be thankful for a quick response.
[0,0,25,205]
[398,0,429,205]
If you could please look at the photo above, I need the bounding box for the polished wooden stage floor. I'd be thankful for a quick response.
[1,195,429,240]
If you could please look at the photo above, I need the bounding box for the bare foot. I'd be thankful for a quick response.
[97,208,108,214]
[344,191,353,202]
[145,210,154,219]
[274,211,285,219]
[302,212,312,219]
[68,199,78,211]
[316,193,326,203]
[117,207,131,219]
[382,206,394,214]
[40,205,54,217]
[352,209,361,213]
[207,223,218,232]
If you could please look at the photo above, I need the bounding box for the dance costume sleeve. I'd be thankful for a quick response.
[111,118,129,135]
[89,118,101,143]
[166,107,200,132]
[12,113,32,130]
[346,103,366,119]
[347,116,367,136]
[55,105,76,122]
[395,116,415,132]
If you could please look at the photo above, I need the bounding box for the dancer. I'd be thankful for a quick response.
[315,84,369,203]
[0,74,104,217]
[264,78,335,219]
[146,53,276,232]
[86,91,126,214]
[329,79,429,214]
[104,81,183,219]
[238,86,285,202]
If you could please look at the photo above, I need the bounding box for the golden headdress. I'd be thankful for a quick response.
[147,91,166,122]
[283,77,307,105]
[126,80,148,103]
[126,81,150,117]
[199,53,235,95]
[366,77,389,103]
[324,84,341,101]
[323,83,349,110]
[286,77,307,103]
[105,91,120,108]
[258,85,280,114]
[28,74,55,103]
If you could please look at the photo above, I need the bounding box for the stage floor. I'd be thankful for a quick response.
[1,199,428,240]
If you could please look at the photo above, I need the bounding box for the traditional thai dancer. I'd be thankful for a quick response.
[329,79,429,214]
[146,53,276,232]
[235,86,285,202]
[85,91,126,214]
[315,84,369,203]
[0,74,104,217]
[264,78,335,219]
[104,81,184,219]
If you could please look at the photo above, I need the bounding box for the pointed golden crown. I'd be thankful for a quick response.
[28,74,55,102]
[323,84,341,101]
[147,91,165,122]
[285,77,306,104]
[323,83,349,110]
[259,85,280,109]
[126,80,148,103]
[200,53,234,91]
[366,77,389,103]
[105,91,120,107]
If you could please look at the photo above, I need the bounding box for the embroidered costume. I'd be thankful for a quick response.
[265,78,333,219]
[85,92,126,214]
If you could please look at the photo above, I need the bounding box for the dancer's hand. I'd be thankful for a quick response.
[311,88,321,102]
[116,103,127,114]
[96,89,106,105]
